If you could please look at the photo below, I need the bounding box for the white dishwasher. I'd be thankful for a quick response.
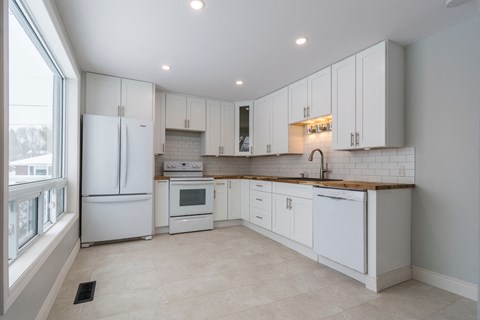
[313,187,367,273]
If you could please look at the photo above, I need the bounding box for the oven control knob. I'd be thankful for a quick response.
[172,165,176,168]
[166,165,171,168]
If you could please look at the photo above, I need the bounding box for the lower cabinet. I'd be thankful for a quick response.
[272,183,313,247]
[214,179,245,221]
[214,180,228,221]
[241,180,250,221]
[154,180,169,227]
[249,181,272,231]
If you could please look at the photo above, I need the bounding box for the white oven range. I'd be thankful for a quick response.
[164,161,214,234]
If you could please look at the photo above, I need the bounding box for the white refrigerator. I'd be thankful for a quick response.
[81,115,153,246]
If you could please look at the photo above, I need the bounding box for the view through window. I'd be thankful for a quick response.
[8,0,66,261]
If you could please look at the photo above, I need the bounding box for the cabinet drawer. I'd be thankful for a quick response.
[273,182,313,199]
[250,207,272,231]
[250,190,271,211]
[250,180,272,192]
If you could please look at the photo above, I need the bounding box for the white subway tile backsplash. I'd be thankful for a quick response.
[158,130,415,183]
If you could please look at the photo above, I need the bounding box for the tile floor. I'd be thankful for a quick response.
[48,226,477,320]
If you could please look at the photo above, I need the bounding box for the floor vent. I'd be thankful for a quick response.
[74,281,96,304]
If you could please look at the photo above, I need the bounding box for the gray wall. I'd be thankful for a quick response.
[1,220,79,320]
[405,18,479,284]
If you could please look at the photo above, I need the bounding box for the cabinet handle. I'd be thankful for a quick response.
[255,216,263,220]
[303,107,307,118]
[185,119,187,128]
[355,132,359,146]
[285,198,289,209]
[289,198,293,209]
[255,184,263,188]
[221,146,224,154]
[350,133,354,147]
[187,119,190,128]
[118,106,121,116]
[219,146,221,155]
[214,190,216,199]
[307,106,310,117]
[162,143,165,153]
[122,106,125,117]
[255,198,263,202]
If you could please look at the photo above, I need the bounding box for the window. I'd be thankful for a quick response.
[8,0,66,261]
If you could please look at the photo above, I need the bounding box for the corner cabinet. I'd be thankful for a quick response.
[154,92,166,155]
[201,100,234,156]
[165,93,206,131]
[234,101,254,156]
[288,67,332,124]
[332,41,404,150]
[253,88,303,156]
[213,179,244,221]
[85,72,154,120]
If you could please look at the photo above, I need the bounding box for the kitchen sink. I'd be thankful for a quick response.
[280,177,343,182]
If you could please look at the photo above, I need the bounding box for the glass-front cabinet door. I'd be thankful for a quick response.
[234,101,253,156]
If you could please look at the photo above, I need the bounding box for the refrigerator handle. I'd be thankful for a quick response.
[115,122,120,188]
[123,124,128,188]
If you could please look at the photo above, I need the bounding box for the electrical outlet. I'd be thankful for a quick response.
[398,165,405,177]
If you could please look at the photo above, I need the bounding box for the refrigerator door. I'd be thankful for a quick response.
[82,115,121,196]
[120,118,153,195]
[81,195,153,243]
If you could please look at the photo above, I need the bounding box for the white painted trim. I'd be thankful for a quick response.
[242,221,317,261]
[34,239,79,320]
[412,266,478,301]
[6,213,78,310]
[366,266,412,292]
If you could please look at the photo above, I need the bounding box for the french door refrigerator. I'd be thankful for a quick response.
[81,114,153,246]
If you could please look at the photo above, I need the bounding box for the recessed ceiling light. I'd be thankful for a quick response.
[162,65,171,71]
[190,0,205,10]
[295,37,308,46]
[236,80,244,86]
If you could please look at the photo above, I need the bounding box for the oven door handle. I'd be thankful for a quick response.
[170,181,214,186]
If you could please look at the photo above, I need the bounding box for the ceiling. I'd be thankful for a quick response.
[54,0,477,101]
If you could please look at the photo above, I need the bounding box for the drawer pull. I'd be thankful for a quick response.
[255,198,263,202]
[255,216,263,220]
[255,185,263,187]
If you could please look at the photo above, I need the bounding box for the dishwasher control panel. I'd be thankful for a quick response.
[313,187,366,201]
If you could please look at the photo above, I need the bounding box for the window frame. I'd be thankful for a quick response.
[7,0,67,263]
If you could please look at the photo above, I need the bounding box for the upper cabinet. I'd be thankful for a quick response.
[85,72,154,120]
[234,101,253,156]
[201,100,234,156]
[253,87,303,156]
[288,67,332,124]
[154,92,166,155]
[332,41,404,150]
[165,93,206,131]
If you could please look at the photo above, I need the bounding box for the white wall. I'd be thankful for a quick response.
[405,17,479,284]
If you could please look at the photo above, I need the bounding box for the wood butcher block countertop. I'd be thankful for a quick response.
[155,175,414,191]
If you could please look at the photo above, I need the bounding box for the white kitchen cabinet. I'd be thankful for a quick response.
[288,78,308,123]
[201,100,234,156]
[213,180,228,221]
[332,41,404,150]
[227,180,242,220]
[272,183,313,247]
[165,93,206,131]
[253,88,303,156]
[154,92,166,155]
[154,180,169,227]
[85,72,154,120]
[234,101,254,156]
[288,67,331,124]
[249,181,272,231]
[241,180,250,221]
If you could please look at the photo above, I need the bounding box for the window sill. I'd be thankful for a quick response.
[6,212,79,310]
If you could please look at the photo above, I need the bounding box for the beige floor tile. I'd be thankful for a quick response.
[322,303,415,320]
[423,298,477,320]
[48,226,473,320]
[47,302,84,320]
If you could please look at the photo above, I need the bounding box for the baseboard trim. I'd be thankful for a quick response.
[412,266,478,301]
[214,219,243,228]
[35,239,80,320]
[366,266,412,292]
[242,221,317,261]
